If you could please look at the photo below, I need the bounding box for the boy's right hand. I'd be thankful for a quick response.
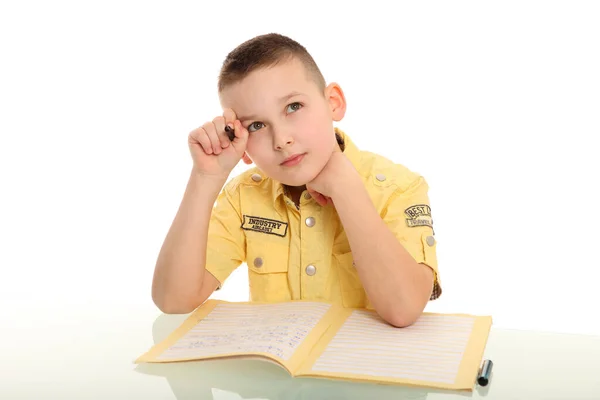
[188,108,249,178]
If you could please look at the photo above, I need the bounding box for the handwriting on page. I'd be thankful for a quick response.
[311,311,475,384]
[157,302,330,361]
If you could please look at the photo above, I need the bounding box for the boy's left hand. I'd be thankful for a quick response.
[306,148,361,206]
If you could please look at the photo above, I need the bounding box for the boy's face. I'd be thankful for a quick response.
[219,57,346,187]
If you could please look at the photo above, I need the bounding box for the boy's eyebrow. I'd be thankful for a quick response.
[278,91,303,103]
[238,91,304,122]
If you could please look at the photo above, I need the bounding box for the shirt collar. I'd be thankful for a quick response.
[270,127,361,203]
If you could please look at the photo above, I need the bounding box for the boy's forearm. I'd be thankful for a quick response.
[331,181,433,327]
[152,170,227,312]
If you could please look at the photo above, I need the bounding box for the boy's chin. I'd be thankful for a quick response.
[281,171,321,187]
[276,157,329,186]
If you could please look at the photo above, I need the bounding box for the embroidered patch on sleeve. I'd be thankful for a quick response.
[241,215,288,237]
[404,204,433,228]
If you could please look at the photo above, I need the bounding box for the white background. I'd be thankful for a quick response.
[1,0,599,340]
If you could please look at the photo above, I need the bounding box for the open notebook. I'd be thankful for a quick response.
[135,300,492,391]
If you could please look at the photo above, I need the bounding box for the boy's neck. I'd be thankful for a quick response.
[284,185,306,208]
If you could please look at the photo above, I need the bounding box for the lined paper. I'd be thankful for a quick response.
[311,310,475,384]
[157,302,331,361]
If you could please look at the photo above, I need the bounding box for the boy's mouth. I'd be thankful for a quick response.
[280,153,306,167]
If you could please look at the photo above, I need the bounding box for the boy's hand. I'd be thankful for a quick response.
[188,108,249,178]
[306,147,361,206]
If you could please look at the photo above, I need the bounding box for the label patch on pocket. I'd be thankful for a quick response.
[241,215,288,237]
[405,205,433,228]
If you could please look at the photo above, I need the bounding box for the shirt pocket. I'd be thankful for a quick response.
[246,240,291,303]
[333,251,368,308]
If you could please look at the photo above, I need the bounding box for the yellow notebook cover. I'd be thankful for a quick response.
[135,300,492,391]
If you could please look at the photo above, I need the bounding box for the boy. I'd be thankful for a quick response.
[152,33,441,327]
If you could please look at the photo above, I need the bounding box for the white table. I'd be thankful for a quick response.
[2,306,599,399]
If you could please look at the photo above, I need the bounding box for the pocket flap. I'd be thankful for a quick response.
[420,232,437,266]
[247,241,289,274]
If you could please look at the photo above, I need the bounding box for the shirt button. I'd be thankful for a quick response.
[376,174,386,182]
[305,217,315,227]
[305,264,316,276]
[426,236,435,246]
[251,173,262,182]
[253,257,263,268]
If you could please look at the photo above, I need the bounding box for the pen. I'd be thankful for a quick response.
[477,359,493,386]
[224,124,235,141]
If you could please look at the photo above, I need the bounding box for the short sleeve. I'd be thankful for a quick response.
[382,176,442,300]
[204,183,246,287]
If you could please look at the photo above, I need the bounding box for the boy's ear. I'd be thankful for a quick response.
[242,152,253,165]
[325,82,347,122]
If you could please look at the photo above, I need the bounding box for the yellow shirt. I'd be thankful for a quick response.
[205,128,442,308]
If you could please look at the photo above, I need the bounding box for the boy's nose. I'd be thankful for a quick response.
[274,134,294,150]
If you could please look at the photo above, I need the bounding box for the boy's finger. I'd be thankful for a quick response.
[307,189,328,207]
[203,122,222,154]
[230,120,249,150]
[190,128,213,154]
[212,116,231,148]
[222,108,238,128]
[315,194,328,206]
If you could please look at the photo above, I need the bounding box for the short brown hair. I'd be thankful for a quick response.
[217,33,345,150]
[217,33,326,95]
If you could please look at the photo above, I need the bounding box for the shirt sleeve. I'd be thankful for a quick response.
[381,175,442,301]
[204,182,246,287]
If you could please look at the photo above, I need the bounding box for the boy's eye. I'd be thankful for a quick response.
[248,122,264,133]
[246,103,303,133]
[286,102,302,113]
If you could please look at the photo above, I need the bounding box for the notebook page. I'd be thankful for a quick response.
[155,302,331,362]
[310,310,475,384]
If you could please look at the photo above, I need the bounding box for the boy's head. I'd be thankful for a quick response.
[218,33,347,187]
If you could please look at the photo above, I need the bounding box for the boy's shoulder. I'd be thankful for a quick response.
[356,147,424,193]
[341,130,425,193]
[222,166,272,196]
